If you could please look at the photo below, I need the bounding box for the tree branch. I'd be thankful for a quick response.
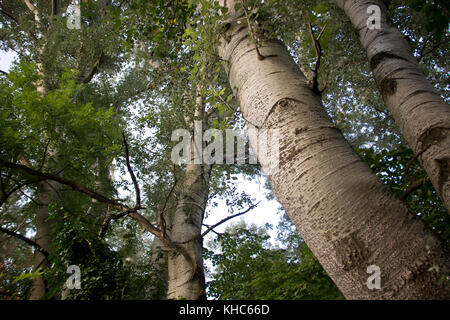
[0,7,19,23]
[122,131,141,209]
[0,226,49,257]
[307,15,326,96]
[79,52,105,84]
[0,153,195,270]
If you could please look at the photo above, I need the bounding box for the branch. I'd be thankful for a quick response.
[0,158,128,212]
[0,7,19,23]
[403,145,431,183]
[0,156,195,270]
[0,174,44,207]
[0,226,49,257]
[175,201,260,244]
[401,145,431,200]
[79,52,105,84]
[122,131,140,209]
[401,177,427,200]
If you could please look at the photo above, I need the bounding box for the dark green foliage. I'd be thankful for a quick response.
[45,206,127,300]
[357,145,450,243]
[405,0,449,40]
[205,221,344,300]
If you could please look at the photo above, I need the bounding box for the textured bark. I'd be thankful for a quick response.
[167,163,210,300]
[217,0,450,299]
[333,0,450,212]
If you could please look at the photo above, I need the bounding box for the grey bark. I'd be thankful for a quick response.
[217,0,450,299]
[333,0,450,212]
[167,162,210,300]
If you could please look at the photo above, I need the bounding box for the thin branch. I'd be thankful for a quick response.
[0,226,49,257]
[307,15,326,96]
[0,158,195,272]
[0,8,19,23]
[0,174,44,207]
[158,165,177,236]
[122,131,140,209]
[79,52,105,84]
[200,201,260,238]
[401,145,431,200]
[401,177,427,200]
[403,145,431,183]
[0,70,9,76]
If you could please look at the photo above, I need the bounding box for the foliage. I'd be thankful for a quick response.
[43,205,127,300]
[205,221,344,300]
[357,145,450,243]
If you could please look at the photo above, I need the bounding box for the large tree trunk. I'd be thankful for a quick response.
[332,0,450,212]
[217,0,450,299]
[167,162,210,300]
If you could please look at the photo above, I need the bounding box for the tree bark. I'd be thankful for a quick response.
[167,162,210,300]
[332,0,450,212]
[217,0,450,299]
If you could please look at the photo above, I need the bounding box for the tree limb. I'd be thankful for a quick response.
[0,7,19,23]
[0,226,49,257]
[307,15,326,96]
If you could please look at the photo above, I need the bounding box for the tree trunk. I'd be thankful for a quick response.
[167,162,210,300]
[29,181,60,300]
[217,0,450,299]
[332,0,450,212]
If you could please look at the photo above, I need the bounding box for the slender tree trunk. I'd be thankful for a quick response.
[167,162,210,300]
[332,0,450,212]
[217,0,450,299]
[29,180,60,300]
[166,90,211,300]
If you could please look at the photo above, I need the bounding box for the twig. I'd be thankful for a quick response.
[307,15,327,96]
[0,8,19,23]
[122,131,141,209]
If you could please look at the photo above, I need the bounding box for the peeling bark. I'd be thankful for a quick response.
[333,0,450,212]
[217,0,450,299]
